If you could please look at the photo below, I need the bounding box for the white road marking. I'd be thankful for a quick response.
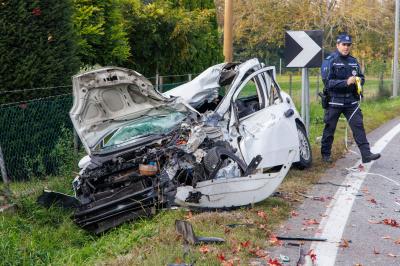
[310,122,400,266]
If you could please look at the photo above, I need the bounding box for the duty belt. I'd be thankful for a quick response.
[329,93,353,97]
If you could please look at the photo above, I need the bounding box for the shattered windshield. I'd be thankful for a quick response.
[101,111,186,150]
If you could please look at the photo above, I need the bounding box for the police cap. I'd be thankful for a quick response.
[336,33,352,44]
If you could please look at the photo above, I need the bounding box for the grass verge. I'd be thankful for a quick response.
[1,97,400,265]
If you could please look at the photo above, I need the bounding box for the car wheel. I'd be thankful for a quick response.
[293,122,312,169]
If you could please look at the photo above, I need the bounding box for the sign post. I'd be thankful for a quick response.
[284,30,323,133]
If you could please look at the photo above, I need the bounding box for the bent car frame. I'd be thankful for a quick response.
[64,58,312,233]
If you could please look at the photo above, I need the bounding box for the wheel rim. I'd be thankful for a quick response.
[297,128,311,161]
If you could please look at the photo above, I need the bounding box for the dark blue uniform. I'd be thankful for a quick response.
[320,50,371,160]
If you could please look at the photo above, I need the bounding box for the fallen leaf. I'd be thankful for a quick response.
[224,227,231,234]
[272,207,279,213]
[221,260,234,266]
[383,219,400,227]
[388,253,399,257]
[382,236,392,239]
[199,245,209,254]
[175,257,183,263]
[339,239,350,248]
[307,249,317,262]
[291,210,299,217]
[373,247,380,254]
[257,210,268,220]
[216,253,225,262]
[368,198,377,204]
[267,258,283,266]
[269,234,283,246]
[303,218,320,225]
[313,196,326,202]
[240,240,251,248]
[394,238,400,244]
[249,246,268,258]
[354,264,363,266]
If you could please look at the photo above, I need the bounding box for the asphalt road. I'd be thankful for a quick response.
[267,117,400,266]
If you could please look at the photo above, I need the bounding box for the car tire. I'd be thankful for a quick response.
[293,122,312,169]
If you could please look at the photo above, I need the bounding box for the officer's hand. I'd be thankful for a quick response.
[347,76,356,85]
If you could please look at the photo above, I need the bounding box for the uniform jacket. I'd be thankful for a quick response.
[321,50,365,107]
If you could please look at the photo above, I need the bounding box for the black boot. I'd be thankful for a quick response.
[362,153,381,163]
[322,155,333,163]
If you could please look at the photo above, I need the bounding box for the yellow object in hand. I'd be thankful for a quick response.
[355,77,362,95]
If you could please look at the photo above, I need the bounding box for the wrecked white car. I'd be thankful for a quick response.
[66,58,311,233]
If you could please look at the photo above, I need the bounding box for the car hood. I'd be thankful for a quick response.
[70,67,191,154]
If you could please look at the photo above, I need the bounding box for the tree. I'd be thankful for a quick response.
[120,0,223,76]
[0,0,79,95]
[72,0,131,66]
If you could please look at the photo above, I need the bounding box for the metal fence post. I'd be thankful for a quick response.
[0,146,10,185]
[316,71,320,101]
[188,74,192,81]
[159,76,164,92]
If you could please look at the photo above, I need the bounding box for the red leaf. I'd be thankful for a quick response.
[267,258,283,266]
[216,253,225,262]
[291,210,299,217]
[32,7,41,16]
[383,219,400,227]
[240,240,251,248]
[199,245,209,254]
[368,198,377,204]
[303,218,320,225]
[249,246,268,258]
[307,249,317,262]
[269,234,283,246]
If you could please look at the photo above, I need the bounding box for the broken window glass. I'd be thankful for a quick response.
[102,111,186,149]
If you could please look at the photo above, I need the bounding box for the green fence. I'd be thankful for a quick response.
[0,93,76,181]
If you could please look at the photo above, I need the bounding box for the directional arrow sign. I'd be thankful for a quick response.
[285,30,323,68]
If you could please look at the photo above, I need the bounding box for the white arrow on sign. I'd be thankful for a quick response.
[286,31,321,68]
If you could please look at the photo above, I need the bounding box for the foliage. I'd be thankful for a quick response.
[120,0,223,76]
[214,0,395,69]
[0,0,79,93]
[72,0,131,66]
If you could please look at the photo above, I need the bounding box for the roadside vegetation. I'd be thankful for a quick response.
[1,95,399,265]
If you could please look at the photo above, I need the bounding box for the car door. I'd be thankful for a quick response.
[230,68,299,168]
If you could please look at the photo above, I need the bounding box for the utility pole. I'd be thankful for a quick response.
[394,0,399,97]
[223,0,233,62]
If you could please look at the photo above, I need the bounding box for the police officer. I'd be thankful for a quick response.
[320,33,380,164]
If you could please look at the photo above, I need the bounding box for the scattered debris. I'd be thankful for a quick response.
[314,181,350,188]
[225,223,255,228]
[37,190,80,209]
[373,247,380,255]
[338,239,350,248]
[291,210,299,217]
[277,236,327,242]
[387,253,400,257]
[175,220,225,245]
[279,254,290,262]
